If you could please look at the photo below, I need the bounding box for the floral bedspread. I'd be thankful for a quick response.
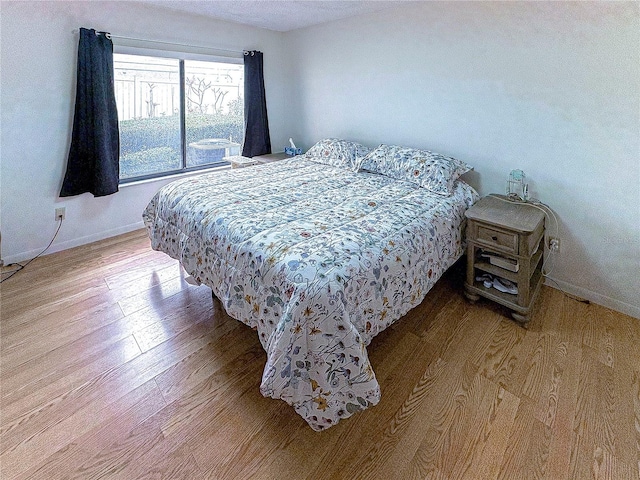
[143,158,478,430]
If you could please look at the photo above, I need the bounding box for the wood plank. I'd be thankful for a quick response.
[15,379,167,480]
[1,298,127,374]
[497,398,544,479]
[544,339,581,480]
[1,335,141,424]
[465,385,521,479]
[1,379,165,479]
[469,316,527,388]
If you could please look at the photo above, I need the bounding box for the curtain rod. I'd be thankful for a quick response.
[71,29,244,56]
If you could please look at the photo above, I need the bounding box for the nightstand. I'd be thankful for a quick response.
[464,194,545,324]
[254,152,290,163]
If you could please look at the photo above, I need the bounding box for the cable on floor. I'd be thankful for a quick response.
[1,218,63,283]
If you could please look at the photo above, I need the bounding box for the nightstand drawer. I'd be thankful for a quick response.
[476,225,518,254]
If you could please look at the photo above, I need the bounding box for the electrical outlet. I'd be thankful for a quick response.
[55,207,66,221]
[549,237,560,252]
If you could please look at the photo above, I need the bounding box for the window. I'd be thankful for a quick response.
[114,53,244,182]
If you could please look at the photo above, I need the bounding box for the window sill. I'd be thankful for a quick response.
[119,164,230,188]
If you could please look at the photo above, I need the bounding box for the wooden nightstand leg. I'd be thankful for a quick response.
[464,289,480,302]
[511,311,530,324]
[464,244,480,303]
[465,245,476,286]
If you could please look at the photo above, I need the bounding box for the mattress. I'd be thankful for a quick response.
[143,157,478,430]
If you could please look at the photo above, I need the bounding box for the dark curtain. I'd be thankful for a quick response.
[60,28,120,197]
[241,51,271,158]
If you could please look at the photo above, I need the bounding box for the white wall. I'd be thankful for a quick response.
[283,2,640,317]
[0,1,289,263]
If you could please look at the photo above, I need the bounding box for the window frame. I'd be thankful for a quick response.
[113,44,244,184]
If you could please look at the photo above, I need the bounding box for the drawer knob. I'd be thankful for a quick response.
[492,235,498,242]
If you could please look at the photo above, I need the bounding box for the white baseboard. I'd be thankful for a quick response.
[2,221,145,265]
[544,276,640,320]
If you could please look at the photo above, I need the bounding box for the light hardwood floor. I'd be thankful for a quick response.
[1,229,638,479]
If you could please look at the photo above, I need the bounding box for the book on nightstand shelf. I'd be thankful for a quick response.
[480,252,519,272]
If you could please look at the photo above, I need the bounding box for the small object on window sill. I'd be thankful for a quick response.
[284,146,302,156]
[225,155,259,168]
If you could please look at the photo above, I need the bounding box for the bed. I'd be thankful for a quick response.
[143,139,478,430]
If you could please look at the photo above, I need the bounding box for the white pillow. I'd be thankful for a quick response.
[302,138,371,171]
[360,144,473,196]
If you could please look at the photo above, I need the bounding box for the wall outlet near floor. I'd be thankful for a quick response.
[548,237,560,252]
[55,207,66,221]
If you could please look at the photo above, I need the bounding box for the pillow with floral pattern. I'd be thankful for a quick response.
[302,138,371,171]
[360,144,473,196]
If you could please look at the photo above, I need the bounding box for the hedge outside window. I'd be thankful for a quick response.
[114,53,244,181]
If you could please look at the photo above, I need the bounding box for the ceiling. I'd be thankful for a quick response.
[140,1,404,32]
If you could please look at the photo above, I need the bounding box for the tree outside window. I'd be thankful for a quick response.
[114,53,244,181]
